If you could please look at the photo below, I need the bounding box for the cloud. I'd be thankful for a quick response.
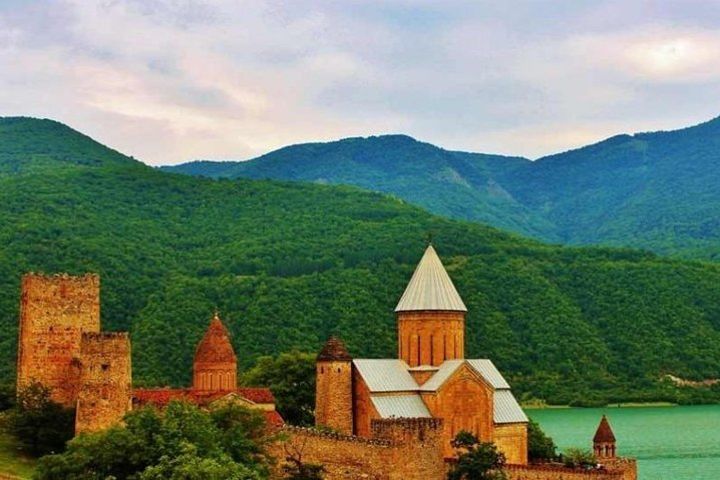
[1,0,720,164]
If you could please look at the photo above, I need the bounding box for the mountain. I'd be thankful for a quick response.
[2,117,720,406]
[164,117,720,260]
[163,135,556,240]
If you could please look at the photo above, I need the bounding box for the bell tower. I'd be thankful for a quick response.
[395,245,467,367]
[593,415,617,459]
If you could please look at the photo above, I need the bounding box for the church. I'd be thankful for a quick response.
[314,244,529,463]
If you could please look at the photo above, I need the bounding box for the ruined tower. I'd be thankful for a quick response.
[17,273,100,406]
[593,415,617,459]
[75,332,132,434]
[193,312,237,391]
[395,245,467,367]
[315,336,353,434]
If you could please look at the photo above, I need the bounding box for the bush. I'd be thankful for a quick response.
[448,431,507,480]
[562,448,596,469]
[527,419,557,462]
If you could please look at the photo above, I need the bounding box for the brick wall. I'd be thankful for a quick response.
[505,462,636,480]
[495,422,528,465]
[315,359,353,434]
[397,311,465,367]
[17,273,100,406]
[75,332,132,434]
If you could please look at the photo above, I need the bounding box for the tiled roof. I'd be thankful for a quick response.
[353,359,418,392]
[317,336,352,361]
[264,410,285,427]
[371,394,431,419]
[132,387,275,407]
[395,245,467,312]
[594,415,616,443]
[194,312,236,364]
[493,390,528,424]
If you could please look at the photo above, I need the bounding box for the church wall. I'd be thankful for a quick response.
[17,273,100,407]
[352,368,379,437]
[397,311,464,367]
[421,364,494,457]
[495,422,528,465]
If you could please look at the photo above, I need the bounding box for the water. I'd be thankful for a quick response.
[528,405,720,480]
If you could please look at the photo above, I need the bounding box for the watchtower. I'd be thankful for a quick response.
[315,336,353,434]
[593,415,617,459]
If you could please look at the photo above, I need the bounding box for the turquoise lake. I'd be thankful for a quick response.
[528,405,720,480]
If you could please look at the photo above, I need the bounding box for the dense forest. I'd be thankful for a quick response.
[2,117,720,405]
[165,116,720,260]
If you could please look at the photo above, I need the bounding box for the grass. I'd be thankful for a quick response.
[0,415,36,479]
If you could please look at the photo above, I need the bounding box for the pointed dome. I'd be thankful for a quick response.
[317,336,352,361]
[395,245,467,312]
[593,415,616,443]
[194,312,237,364]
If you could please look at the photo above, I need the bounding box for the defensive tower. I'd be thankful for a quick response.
[192,312,237,391]
[75,332,132,434]
[315,336,353,434]
[395,245,466,367]
[17,273,100,406]
[593,414,617,459]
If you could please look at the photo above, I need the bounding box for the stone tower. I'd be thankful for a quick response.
[193,312,237,391]
[315,336,353,434]
[75,332,132,434]
[593,415,617,459]
[17,273,100,406]
[395,245,467,367]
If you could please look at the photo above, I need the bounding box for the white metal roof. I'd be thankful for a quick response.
[353,359,419,392]
[371,394,431,419]
[466,359,511,389]
[493,389,529,424]
[395,245,467,312]
[419,360,464,391]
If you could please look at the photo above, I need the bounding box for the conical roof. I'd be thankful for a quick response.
[194,312,237,364]
[395,245,467,312]
[317,336,352,361]
[593,415,616,443]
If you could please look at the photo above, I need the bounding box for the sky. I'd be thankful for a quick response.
[1,1,720,166]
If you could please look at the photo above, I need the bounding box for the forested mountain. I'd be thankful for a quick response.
[3,117,720,406]
[164,117,720,260]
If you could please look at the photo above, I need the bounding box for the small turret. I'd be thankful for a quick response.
[315,336,353,434]
[192,312,237,392]
[593,415,617,459]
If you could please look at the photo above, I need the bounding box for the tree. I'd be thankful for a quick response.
[34,401,270,479]
[8,382,74,456]
[562,448,596,469]
[241,351,316,426]
[527,419,557,462]
[448,431,507,480]
[281,437,325,480]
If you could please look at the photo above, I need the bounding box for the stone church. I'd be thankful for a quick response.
[315,244,529,463]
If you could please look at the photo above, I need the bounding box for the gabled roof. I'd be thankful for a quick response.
[395,245,467,312]
[466,359,510,389]
[317,336,352,361]
[419,359,464,391]
[371,394,431,419]
[353,359,418,392]
[132,387,275,407]
[419,359,510,392]
[494,390,528,424]
[594,415,616,443]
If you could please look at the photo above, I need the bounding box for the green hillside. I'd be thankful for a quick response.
[164,117,720,260]
[2,117,720,406]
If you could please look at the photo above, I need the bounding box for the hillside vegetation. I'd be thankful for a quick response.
[165,117,720,260]
[2,117,720,406]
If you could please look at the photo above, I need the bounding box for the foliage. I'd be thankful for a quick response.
[2,118,720,405]
[448,431,507,480]
[282,448,325,480]
[527,419,557,462]
[0,382,14,411]
[562,448,596,469]
[241,351,316,426]
[7,382,74,457]
[167,117,720,261]
[34,401,271,480]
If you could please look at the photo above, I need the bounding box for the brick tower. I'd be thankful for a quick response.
[75,332,132,434]
[17,273,100,406]
[593,415,617,459]
[193,312,237,391]
[315,336,353,434]
[395,245,467,367]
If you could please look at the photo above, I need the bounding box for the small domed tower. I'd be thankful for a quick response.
[396,244,467,367]
[315,336,353,434]
[192,312,237,392]
[593,415,617,459]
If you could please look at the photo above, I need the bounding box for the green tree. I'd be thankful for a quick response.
[562,448,596,469]
[242,351,316,426]
[8,382,74,456]
[527,419,557,462]
[448,431,507,480]
[139,443,261,480]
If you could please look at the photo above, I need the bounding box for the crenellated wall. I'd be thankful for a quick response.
[504,461,637,480]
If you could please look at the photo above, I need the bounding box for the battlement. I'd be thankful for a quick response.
[371,417,444,445]
[281,425,392,447]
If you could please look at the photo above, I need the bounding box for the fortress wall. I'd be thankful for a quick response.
[17,273,100,406]
[505,463,635,480]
